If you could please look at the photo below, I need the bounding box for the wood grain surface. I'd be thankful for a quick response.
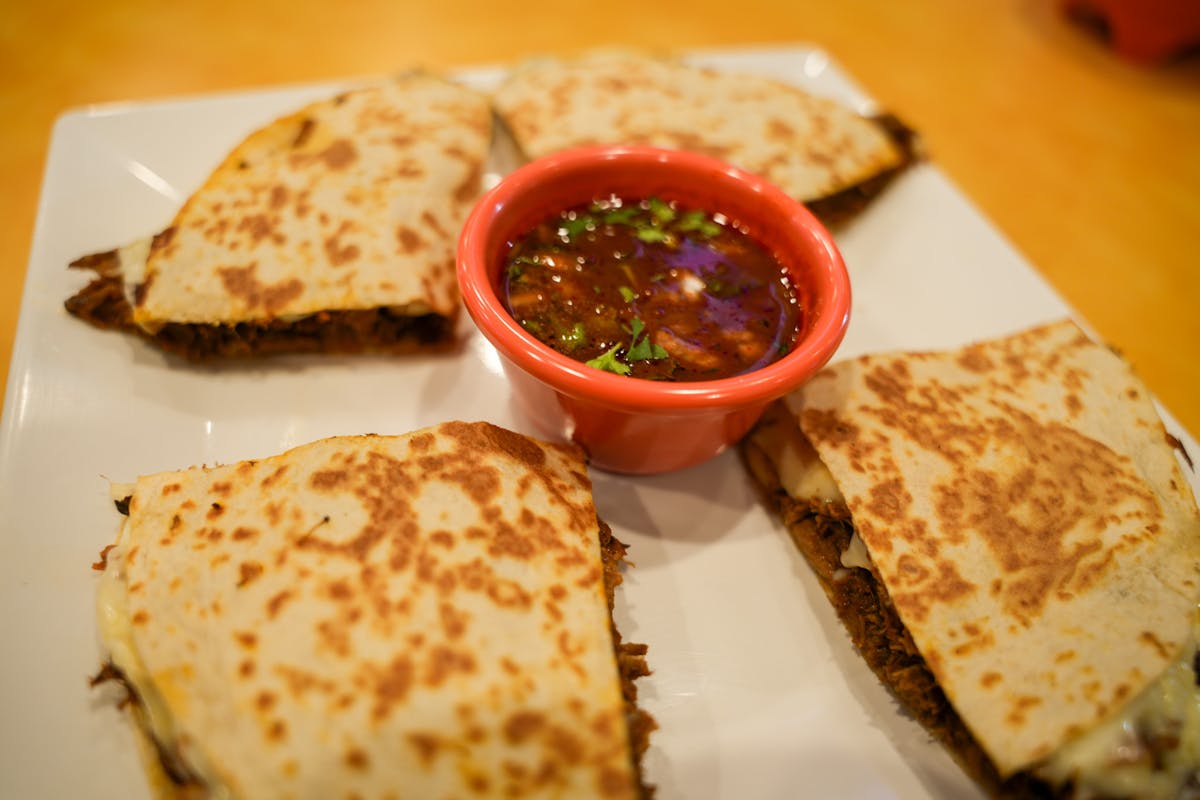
[2,0,1197,433]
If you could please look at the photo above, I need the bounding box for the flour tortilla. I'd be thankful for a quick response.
[777,319,1200,776]
[67,72,491,358]
[491,50,912,219]
[96,421,648,799]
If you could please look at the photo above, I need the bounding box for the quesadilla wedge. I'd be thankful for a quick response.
[741,320,1200,798]
[66,72,492,360]
[92,421,654,799]
[490,50,916,225]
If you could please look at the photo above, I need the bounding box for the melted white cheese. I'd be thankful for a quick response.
[839,530,872,571]
[1035,611,1200,799]
[97,524,229,799]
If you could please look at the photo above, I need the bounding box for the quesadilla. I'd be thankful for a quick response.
[92,421,654,798]
[66,73,492,360]
[490,50,916,225]
[741,319,1200,798]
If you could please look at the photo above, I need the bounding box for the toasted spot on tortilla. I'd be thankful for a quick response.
[371,655,415,721]
[231,526,258,542]
[487,578,533,609]
[255,690,277,712]
[268,184,289,210]
[547,723,586,764]
[1006,694,1043,727]
[266,589,293,618]
[891,560,976,624]
[1139,631,1173,659]
[217,263,305,314]
[864,477,911,524]
[439,602,469,639]
[317,618,352,658]
[504,710,545,743]
[344,747,369,771]
[236,212,283,246]
[131,276,153,308]
[488,518,539,560]
[238,561,264,586]
[407,732,440,765]
[315,138,357,170]
[951,628,995,657]
[266,719,287,743]
[310,468,349,491]
[396,225,424,255]
[767,118,796,140]
[323,221,361,267]
[453,163,482,205]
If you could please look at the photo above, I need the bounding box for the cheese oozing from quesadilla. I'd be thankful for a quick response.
[742,319,1200,799]
[66,72,492,360]
[93,422,654,799]
[491,50,916,225]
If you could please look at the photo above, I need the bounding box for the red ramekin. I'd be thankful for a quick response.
[457,146,851,475]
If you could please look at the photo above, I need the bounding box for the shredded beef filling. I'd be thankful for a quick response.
[598,518,658,800]
[805,113,921,227]
[65,253,455,360]
[89,663,205,795]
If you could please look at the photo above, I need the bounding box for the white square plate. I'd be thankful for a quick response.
[1,45,1195,799]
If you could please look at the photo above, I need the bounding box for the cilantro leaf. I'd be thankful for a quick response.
[558,322,587,351]
[676,210,721,237]
[647,197,676,224]
[558,214,595,239]
[586,344,631,375]
[625,317,669,362]
[603,206,638,225]
[618,285,637,303]
[629,317,646,341]
[636,227,670,244]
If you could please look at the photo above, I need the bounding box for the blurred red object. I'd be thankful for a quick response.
[1060,0,1200,62]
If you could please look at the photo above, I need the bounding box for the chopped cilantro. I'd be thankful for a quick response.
[705,277,742,298]
[647,197,676,224]
[636,227,670,244]
[507,254,544,278]
[558,214,595,239]
[519,318,545,337]
[618,286,637,303]
[586,344,631,375]
[603,206,638,225]
[558,322,587,351]
[625,318,670,362]
[676,210,722,238]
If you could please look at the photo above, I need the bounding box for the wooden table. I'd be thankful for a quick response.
[4,0,1198,434]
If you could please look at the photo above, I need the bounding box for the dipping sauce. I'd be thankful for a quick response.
[501,196,801,381]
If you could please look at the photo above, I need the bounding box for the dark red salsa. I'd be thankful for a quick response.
[501,195,801,382]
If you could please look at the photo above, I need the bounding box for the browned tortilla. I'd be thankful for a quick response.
[67,72,492,360]
[744,319,1200,791]
[96,422,653,798]
[491,50,915,223]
